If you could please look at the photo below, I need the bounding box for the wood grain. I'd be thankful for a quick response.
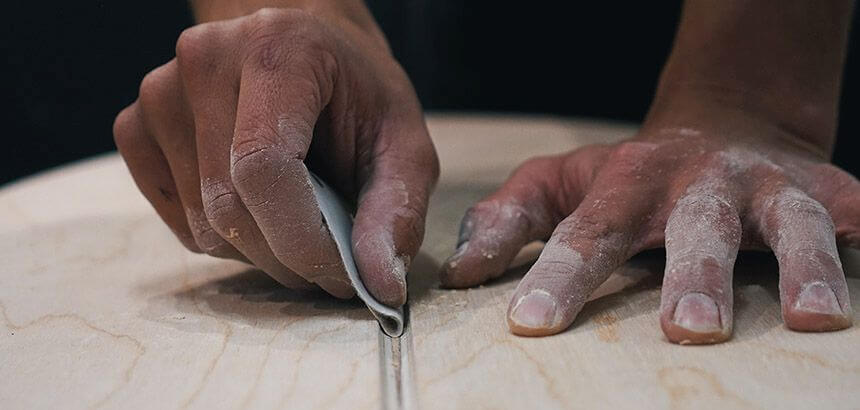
[0,155,380,410]
[1,114,858,409]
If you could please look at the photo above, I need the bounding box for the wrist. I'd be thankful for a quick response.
[641,0,854,157]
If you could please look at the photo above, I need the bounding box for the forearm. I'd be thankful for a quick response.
[645,0,854,154]
[188,0,389,50]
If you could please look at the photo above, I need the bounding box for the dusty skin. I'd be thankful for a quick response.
[442,122,859,344]
[442,0,858,344]
[116,0,858,345]
[113,7,438,307]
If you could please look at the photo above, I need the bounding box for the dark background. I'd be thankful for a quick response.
[2,1,857,185]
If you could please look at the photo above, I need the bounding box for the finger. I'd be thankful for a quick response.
[808,164,860,248]
[440,157,562,288]
[660,188,741,345]
[113,103,200,252]
[441,147,608,288]
[228,34,353,298]
[177,33,315,291]
[139,59,245,261]
[757,186,852,331]
[506,188,643,336]
[351,120,439,306]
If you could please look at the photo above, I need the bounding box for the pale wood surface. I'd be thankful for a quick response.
[0,153,380,409]
[412,115,860,410]
[1,114,858,410]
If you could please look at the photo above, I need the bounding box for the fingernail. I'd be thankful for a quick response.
[795,282,843,315]
[673,292,722,333]
[315,276,355,299]
[510,290,557,329]
[457,217,475,247]
[445,241,469,267]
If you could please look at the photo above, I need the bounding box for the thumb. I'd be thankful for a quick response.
[352,122,439,307]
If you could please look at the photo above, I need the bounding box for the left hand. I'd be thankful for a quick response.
[440,112,859,344]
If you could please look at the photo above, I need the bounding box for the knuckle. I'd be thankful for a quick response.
[187,212,229,254]
[246,7,314,38]
[698,150,779,180]
[234,117,284,149]
[468,200,498,218]
[464,200,530,234]
[244,32,288,72]
[558,212,614,243]
[511,155,558,181]
[701,151,736,173]
[112,106,139,149]
[138,64,175,110]
[760,188,837,245]
[667,191,741,247]
[610,141,658,163]
[668,252,725,274]
[175,24,223,73]
[200,180,243,233]
[247,7,302,28]
[189,224,237,259]
[792,247,841,265]
[244,10,323,68]
[230,146,300,206]
[672,192,737,223]
[534,259,580,280]
[769,188,831,222]
[605,141,659,179]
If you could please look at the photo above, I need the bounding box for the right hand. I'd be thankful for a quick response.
[113,8,438,306]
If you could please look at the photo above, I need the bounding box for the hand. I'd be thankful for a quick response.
[113,8,438,306]
[441,111,858,344]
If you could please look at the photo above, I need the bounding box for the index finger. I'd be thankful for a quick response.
[229,32,353,298]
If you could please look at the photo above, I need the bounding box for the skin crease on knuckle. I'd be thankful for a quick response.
[445,201,537,285]
[241,8,338,91]
[507,198,634,333]
[200,178,244,235]
[443,157,565,284]
[230,146,299,208]
[508,227,630,335]
[228,143,351,298]
[175,23,228,77]
[661,187,741,344]
[114,3,449,304]
[137,63,242,260]
[756,187,852,327]
[491,122,858,340]
[228,9,429,300]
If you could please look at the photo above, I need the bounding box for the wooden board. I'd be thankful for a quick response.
[0,154,380,409]
[1,114,858,409]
